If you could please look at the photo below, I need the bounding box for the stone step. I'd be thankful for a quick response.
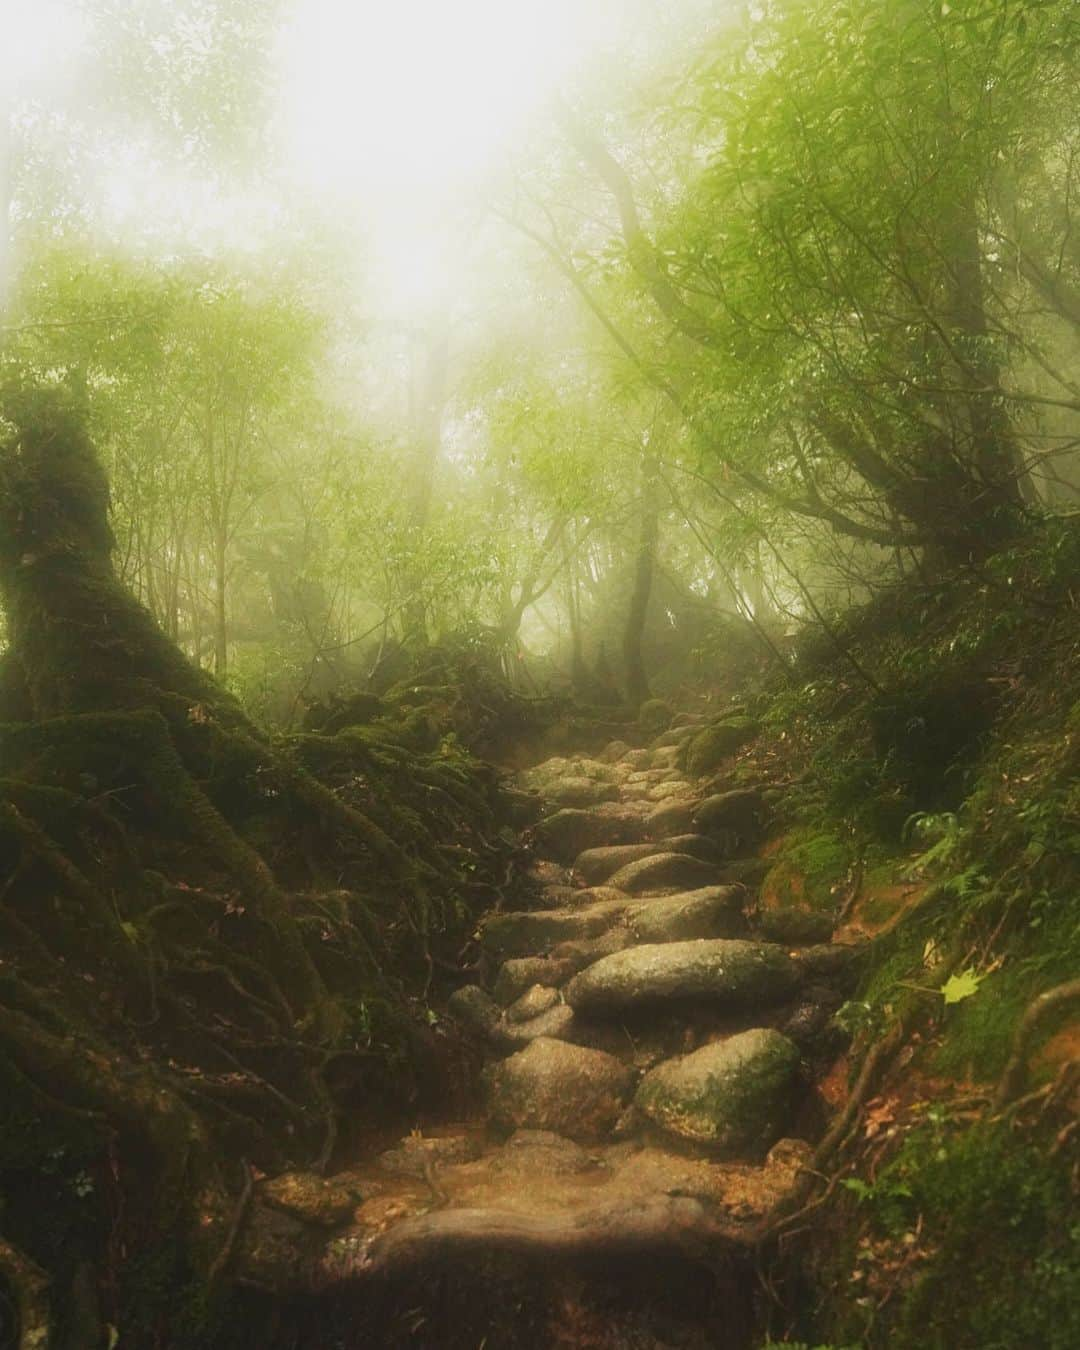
[605,851,726,895]
[572,834,724,885]
[269,1130,813,1288]
[481,884,749,963]
[564,938,801,1015]
[533,804,650,861]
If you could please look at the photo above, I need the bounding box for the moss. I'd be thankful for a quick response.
[847,1123,1080,1349]
[684,716,759,777]
[762,828,853,913]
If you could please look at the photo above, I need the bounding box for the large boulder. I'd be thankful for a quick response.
[624,886,747,944]
[484,1038,633,1141]
[635,1029,801,1156]
[534,806,648,862]
[564,939,801,1014]
[683,718,760,777]
[606,852,721,896]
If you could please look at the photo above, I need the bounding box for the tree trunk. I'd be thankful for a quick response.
[622,452,659,708]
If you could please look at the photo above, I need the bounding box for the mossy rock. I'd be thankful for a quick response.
[684,717,760,777]
[761,829,852,913]
[635,1028,801,1156]
[638,698,674,733]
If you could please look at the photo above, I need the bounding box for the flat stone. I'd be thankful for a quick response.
[494,957,579,1006]
[564,939,801,1014]
[485,1038,633,1142]
[481,900,629,960]
[606,852,721,896]
[635,1029,801,1156]
[758,907,835,946]
[624,886,748,944]
[506,984,561,1024]
[534,806,648,863]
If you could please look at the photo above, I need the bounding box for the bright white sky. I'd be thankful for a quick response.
[3,0,630,315]
[276,0,624,314]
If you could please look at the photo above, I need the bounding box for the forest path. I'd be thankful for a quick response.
[242,711,864,1344]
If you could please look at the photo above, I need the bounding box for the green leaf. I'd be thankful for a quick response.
[941,968,983,1005]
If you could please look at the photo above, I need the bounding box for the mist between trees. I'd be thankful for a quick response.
[3,0,1077,712]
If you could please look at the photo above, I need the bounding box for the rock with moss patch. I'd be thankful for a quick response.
[684,718,760,777]
[635,1029,801,1156]
[481,900,629,959]
[564,939,800,1013]
[534,806,648,862]
[624,886,747,943]
[606,852,721,896]
[485,1038,633,1141]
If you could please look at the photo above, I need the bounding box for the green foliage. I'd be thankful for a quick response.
[853,1122,1080,1349]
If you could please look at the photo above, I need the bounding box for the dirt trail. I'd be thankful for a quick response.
[240,713,865,1346]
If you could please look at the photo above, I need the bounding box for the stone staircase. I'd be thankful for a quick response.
[241,713,863,1339]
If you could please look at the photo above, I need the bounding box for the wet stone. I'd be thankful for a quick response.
[606,852,721,896]
[481,900,628,960]
[624,886,748,944]
[534,806,648,863]
[497,1003,576,1048]
[485,1037,634,1142]
[757,906,835,946]
[494,957,579,1006]
[635,1028,801,1157]
[564,938,801,1014]
[506,984,560,1024]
